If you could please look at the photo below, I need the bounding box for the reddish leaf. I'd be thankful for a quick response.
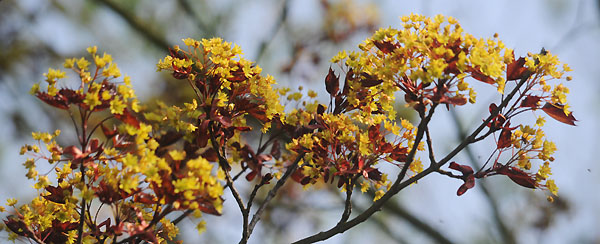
[156,131,183,147]
[201,148,218,162]
[469,67,495,84]
[457,175,475,196]
[368,124,381,141]
[317,104,326,115]
[541,103,577,126]
[497,166,537,189]
[360,72,384,87]
[270,140,281,159]
[36,92,69,109]
[449,162,474,175]
[374,40,396,54]
[246,170,258,181]
[389,146,408,162]
[229,65,247,82]
[342,69,353,95]
[114,109,140,129]
[59,88,84,104]
[257,154,272,162]
[506,55,528,81]
[497,128,512,149]
[43,185,72,204]
[63,145,84,160]
[449,162,476,196]
[215,115,232,127]
[520,95,542,108]
[235,126,252,132]
[247,109,268,122]
[325,67,340,96]
[4,216,33,237]
[134,193,156,205]
[291,169,306,183]
[101,124,118,139]
[440,95,467,106]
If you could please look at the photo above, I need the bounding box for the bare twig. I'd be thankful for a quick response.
[424,125,436,167]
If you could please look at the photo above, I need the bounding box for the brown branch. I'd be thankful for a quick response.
[292,103,439,244]
[449,109,516,244]
[246,177,269,212]
[424,125,436,167]
[293,75,531,243]
[172,209,193,226]
[243,153,305,243]
[207,125,250,243]
[337,177,356,225]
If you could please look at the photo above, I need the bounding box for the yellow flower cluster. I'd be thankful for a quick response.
[511,124,559,195]
[157,38,284,126]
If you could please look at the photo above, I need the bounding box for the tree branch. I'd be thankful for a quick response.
[293,75,531,243]
[243,153,305,243]
[449,109,516,244]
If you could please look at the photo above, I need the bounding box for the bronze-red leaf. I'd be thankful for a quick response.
[497,166,537,189]
[469,67,495,84]
[270,139,281,159]
[36,92,69,109]
[541,103,577,126]
[440,95,467,106]
[497,128,512,149]
[325,67,340,96]
[520,95,542,108]
[114,109,140,129]
[360,72,384,87]
[374,40,396,54]
[506,56,528,81]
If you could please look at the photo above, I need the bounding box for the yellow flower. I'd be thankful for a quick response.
[6,198,18,207]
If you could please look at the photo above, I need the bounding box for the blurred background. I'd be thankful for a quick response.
[1,0,598,243]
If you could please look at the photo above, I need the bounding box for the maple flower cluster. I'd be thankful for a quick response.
[1,14,575,243]
[4,47,224,243]
[324,14,574,197]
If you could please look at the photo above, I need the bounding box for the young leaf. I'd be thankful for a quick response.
[360,72,384,87]
[520,95,542,108]
[374,40,396,54]
[325,67,340,96]
[497,128,512,149]
[114,109,140,129]
[497,166,537,189]
[506,56,528,81]
[541,103,577,126]
[469,67,495,84]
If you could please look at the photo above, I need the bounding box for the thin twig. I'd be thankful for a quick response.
[207,125,249,238]
[337,177,355,225]
[449,109,516,244]
[424,125,436,167]
[243,153,305,243]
